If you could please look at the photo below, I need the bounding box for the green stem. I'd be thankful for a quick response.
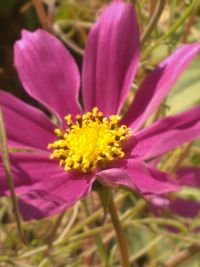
[142,0,198,59]
[140,0,166,45]
[161,0,198,41]
[108,191,130,267]
[0,109,27,244]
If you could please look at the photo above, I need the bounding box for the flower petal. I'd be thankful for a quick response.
[82,0,139,115]
[98,159,179,194]
[177,167,200,187]
[169,198,200,218]
[0,152,64,196]
[150,196,200,218]
[132,105,200,160]
[14,29,82,125]
[97,168,136,190]
[0,90,55,150]
[122,42,200,131]
[19,172,95,220]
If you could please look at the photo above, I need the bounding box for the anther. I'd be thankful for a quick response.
[110,124,115,130]
[115,135,120,141]
[76,114,82,127]
[48,108,131,173]
[99,152,106,158]
[77,156,83,163]
[108,141,114,146]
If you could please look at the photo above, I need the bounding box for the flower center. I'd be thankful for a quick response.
[48,107,131,173]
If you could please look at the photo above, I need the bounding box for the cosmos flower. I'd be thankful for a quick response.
[151,167,200,220]
[0,0,200,220]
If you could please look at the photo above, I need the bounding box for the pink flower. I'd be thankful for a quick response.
[151,167,200,219]
[1,0,200,220]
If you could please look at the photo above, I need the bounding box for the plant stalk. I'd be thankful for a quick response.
[141,0,166,45]
[108,191,130,267]
[0,109,27,244]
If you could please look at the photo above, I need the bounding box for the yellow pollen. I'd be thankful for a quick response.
[48,107,131,173]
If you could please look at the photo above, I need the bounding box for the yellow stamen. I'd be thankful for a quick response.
[48,107,131,173]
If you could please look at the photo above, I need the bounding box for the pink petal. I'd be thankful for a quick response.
[0,90,55,150]
[132,105,200,160]
[150,168,200,219]
[0,152,64,196]
[97,159,179,194]
[149,195,170,209]
[19,172,95,220]
[14,29,82,125]
[122,42,200,131]
[150,196,200,218]
[177,167,200,187]
[97,168,136,190]
[82,0,139,115]
[169,198,200,218]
